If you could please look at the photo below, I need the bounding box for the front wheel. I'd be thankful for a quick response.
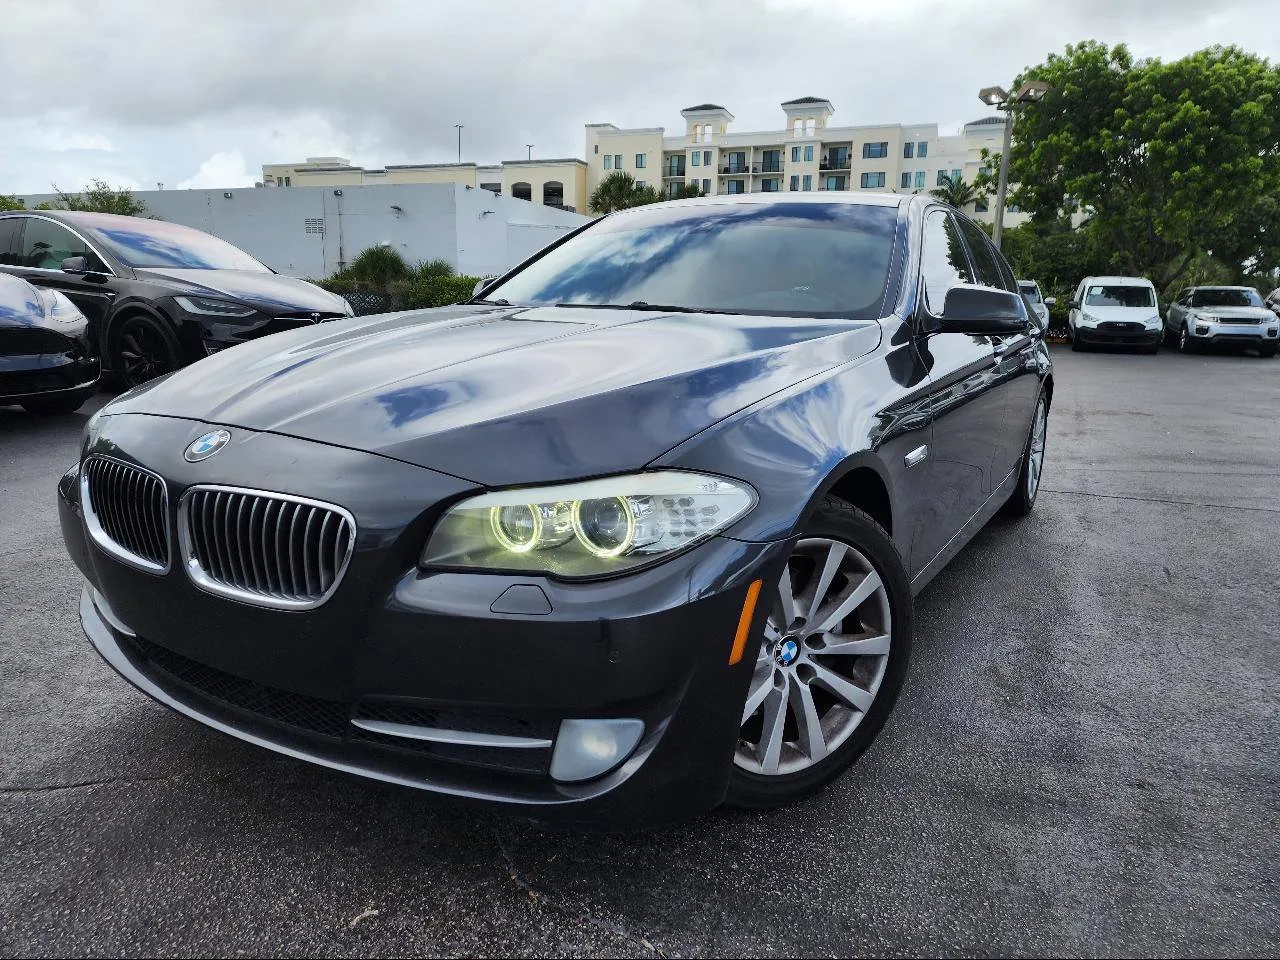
[1003,392,1048,516]
[726,498,912,809]
[110,314,184,388]
[1178,325,1196,354]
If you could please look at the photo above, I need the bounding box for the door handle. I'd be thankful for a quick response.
[904,444,928,468]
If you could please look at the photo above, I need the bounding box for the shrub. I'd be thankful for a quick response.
[331,245,411,288]
[319,273,480,314]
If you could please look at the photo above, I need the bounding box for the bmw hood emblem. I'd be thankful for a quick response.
[185,429,231,462]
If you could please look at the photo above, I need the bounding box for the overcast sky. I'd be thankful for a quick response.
[1,0,1277,195]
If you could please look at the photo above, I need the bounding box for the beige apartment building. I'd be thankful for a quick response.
[261,157,589,213]
[586,99,1027,226]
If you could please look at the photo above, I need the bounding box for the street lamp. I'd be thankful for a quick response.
[454,124,464,163]
[978,80,1050,250]
[526,143,534,160]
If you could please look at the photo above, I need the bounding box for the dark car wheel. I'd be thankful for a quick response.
[1003,392,1048,517]
[1178,325,1196,354]
[726,498,912,809]
[111,314,184,388]
[1070,328,1085,352]
[21,387,97,416]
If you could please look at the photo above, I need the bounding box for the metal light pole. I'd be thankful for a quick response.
[977,81,1049,250]
[454,124,464,162]
[525,144,534,160]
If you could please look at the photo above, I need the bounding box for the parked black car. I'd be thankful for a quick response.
[59,194,1051,825]
[0,273,99,414]
[0,210,352,387]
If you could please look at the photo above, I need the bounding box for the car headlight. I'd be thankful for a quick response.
[174,295,257,318]
[421,471,756,578]
[39,289,86,323]
[1192,312,1216,324]
[1145,315,1161,326]
[1079,312,1097,326]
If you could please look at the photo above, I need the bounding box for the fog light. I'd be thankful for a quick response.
[1267,329,1277,338]
[550,718,644,782]
[1196,326,1209,336]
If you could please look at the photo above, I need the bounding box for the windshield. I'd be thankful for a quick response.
[85,216,269,271]
[1190,287,1263,308]
[484,201,899,319]
[1084,284,1155,308]
[1018,281,1042,303]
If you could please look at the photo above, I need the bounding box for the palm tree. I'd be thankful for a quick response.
[930,173,980,209]
[589,172,643,214]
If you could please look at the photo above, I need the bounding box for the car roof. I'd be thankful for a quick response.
[624,191,905,213]
[1083,276,1154,286]
[1186,284,1254,291]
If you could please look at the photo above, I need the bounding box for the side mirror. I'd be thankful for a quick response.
[61,256,88,274]
[472,276,497,298]
[1068,299,1080,310]
[937,285,1029,335]
[1043,297,1056,307]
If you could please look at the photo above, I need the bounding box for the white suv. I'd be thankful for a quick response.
[1069,276,1162,353]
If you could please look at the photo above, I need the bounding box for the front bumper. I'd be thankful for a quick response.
[1073,322,1161,346]
[0,325,100,401]
[59,413,783,825]
[1185,318,1279,346]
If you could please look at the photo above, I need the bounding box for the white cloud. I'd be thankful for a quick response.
[176,150,256,189]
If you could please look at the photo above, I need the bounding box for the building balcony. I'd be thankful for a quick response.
[820,158,851,171]
[719,163,756,175]
[758,161,783,173]
[662,168,686,179]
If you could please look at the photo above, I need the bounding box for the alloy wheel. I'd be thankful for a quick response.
[1027,398,1047,499]
[118,320,176,386]
[735,538,892,776]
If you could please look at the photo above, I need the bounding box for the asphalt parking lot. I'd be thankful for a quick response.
[1,345,1276,958]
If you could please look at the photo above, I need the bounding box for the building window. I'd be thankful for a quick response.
[512,182,532,201]
[761,149,781,172]
[918,141,928,158]
[915,170,926,189]
[283,176,291,186]
[791,146,800,162]
[951,168,962,182]
[691,151,700,167]
[860,172,886,188]
[702,178,710,192]
[542,181,564,206]
[593,144,598,154]
[790,175,799,191]
[975,199,989,213]
[635,153,646,169]
[727,179,745,194]
[604,155,612,170]
[635,180,645,189]
[1008,202,1021,213]
[862,142,888,159]
[802,174,812,191]
[937,170,949,186]
[979,165,992,177]
[805,119,816,136]
[903,142,914,159]
[760,178,779,192]
[900,171,912,189]
[702,150,711,166]
[615,154,623,169]
[803,144,813,162]
[793,119,802,136]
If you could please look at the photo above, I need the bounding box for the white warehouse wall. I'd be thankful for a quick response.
[16,183,588,280]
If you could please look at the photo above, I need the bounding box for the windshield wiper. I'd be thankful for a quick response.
[555,301,736,315]
[474,297,512,306]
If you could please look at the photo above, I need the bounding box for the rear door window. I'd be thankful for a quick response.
[0,218,22,266]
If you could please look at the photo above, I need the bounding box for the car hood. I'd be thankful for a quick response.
[1080,305,1158,322]
[134,268,349,314]
[1190,306,1275,321]
[106,304,880,485]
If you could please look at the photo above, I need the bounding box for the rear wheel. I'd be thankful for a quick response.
[726,499,912,809]
[111,314,184,388]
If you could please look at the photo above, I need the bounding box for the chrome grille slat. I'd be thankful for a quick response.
[178,485,355,610]
[81,456,171,573]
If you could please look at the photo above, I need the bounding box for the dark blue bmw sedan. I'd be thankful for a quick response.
[59,193,1051,824]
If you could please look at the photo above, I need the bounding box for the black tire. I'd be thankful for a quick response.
[1259,343,1277,358]
[1178,325,1196,354]
[1003,391,1048,517]
[21,387,96,416]
[725,497,913,809]
[110,313,184,388]
[1142,342,1160,355]
[1070,327,1085,352]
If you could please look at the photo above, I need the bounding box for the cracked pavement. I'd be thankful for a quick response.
[1,347,1277,957]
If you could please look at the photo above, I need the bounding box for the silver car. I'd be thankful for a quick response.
[1165,286,1279,357]
[1018,279,1053,331]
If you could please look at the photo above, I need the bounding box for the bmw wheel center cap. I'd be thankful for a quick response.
[775,638,800,666]
[185,429,231,462]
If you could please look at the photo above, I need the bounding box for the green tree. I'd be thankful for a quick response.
[668,182,705,200]
[930,173,981,209]
[50,178,147,216]
[1007,41,1280,287]
[0,194,23,211]
[588,171,654,213]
